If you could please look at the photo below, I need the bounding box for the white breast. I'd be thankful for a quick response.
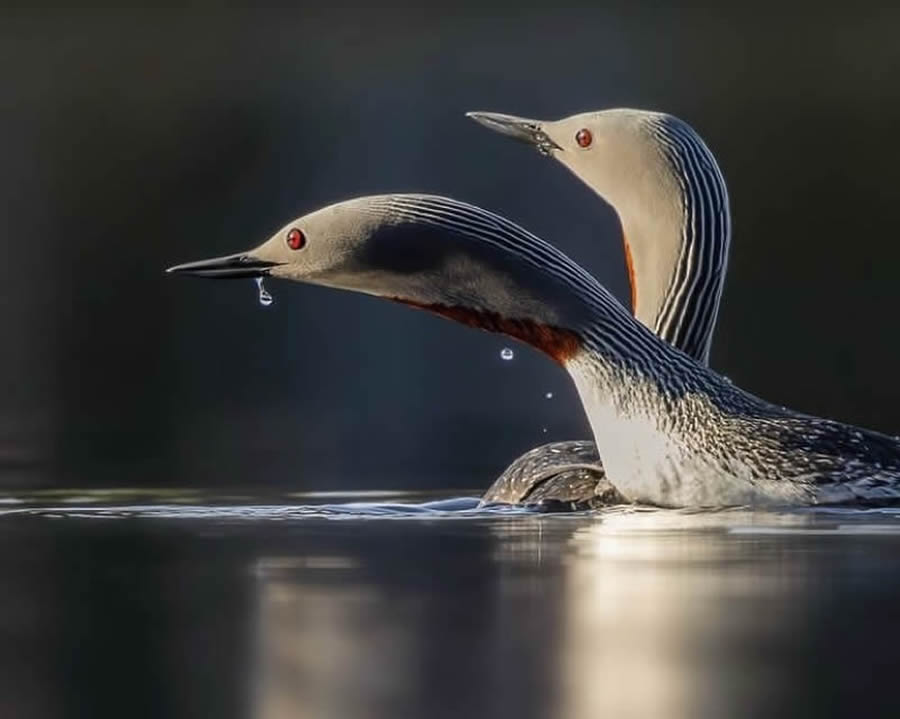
[566,356,813,508]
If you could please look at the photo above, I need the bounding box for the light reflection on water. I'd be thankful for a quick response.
[1,491,900,718]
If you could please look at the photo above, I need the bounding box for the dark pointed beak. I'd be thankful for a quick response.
[466,111,562,155]
[166,253,282,279]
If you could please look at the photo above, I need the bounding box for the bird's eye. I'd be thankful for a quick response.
[575,128,593,148]
[286,228,305,250]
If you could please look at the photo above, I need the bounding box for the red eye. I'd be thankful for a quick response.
[286,228,305,250]
[575,128,592,148]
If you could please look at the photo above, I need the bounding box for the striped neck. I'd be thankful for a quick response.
[578,114,731,365]
[373,194,710,393]
[641,115,731,364]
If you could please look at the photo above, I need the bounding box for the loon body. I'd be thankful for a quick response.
[169,194,900,508]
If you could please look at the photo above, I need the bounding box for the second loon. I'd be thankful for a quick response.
[468,108,730,507]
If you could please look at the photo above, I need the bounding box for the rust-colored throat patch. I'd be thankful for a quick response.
[623,235,637,315]
[394,299,582,364]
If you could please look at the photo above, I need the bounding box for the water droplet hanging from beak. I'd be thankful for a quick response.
[255,277,274,307]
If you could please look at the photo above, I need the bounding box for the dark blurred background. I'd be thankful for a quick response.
[3,3,899,491]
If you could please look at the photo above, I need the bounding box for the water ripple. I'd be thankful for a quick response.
[0,496,547,521]
[2,490,900,530]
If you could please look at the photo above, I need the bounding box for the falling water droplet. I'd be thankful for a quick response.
[545,391,553,399]
[255,277,273,307]
[500,347,514,361]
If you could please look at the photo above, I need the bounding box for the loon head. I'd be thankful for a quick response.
[166,194,623,364]
[467,107,730,363]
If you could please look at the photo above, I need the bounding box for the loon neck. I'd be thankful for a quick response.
[563,314,713,424]
[367,194,715,383]
[610,116,731,365]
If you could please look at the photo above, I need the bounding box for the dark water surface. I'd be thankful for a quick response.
[1,492,899,719]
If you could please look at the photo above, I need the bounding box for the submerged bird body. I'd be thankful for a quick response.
[169,194,900,508]
[469,108,730,506]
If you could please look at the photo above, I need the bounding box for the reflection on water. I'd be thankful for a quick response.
[1,492,899,718]
[255,557,412,719]
[559,519,803,718]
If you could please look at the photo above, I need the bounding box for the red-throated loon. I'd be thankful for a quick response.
[169,194,900,508]
[468,109,729,508]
